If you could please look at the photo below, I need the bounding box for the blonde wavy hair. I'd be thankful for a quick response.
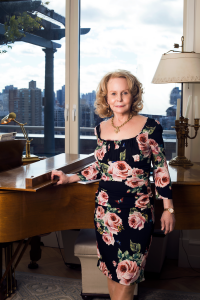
[94,70,143,118]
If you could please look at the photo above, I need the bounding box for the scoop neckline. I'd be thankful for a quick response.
[99,117,149,142]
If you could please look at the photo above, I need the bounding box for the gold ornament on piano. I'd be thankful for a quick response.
[1,112,39,163]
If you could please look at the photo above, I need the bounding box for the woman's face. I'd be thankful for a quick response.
[107,77,133,116]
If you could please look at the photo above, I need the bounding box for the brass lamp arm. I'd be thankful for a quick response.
[12,119,32,142]
[186,124,200,140]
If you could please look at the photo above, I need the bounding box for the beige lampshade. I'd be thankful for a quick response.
[152,52,200,83]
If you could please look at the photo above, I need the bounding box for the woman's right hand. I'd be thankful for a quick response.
[51,170,70,185]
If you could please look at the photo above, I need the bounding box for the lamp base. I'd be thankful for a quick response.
[22,154,40,164]
[169,155,193,167]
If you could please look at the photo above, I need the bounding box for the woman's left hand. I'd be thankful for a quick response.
[160,211,176,235]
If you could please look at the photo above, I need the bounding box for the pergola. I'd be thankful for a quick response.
[0,0,90,154]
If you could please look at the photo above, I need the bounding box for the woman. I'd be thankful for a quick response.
[51,70,175,300]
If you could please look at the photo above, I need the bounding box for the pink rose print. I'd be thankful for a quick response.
[132,154,140,162]
[96,222,101,228]
[136,132,151,157]
[125,177,145,189]
[101,174,110,181]
[116,260,140,285]
[96,206,105,219]
[97,191,109,206]
[103,212,122,235]
[156,155,162,162]
[102,231,115,245]
[99,261,109,277]
[154,167,170,188]
[96,242,101,258]
[149,139,160,155]
[135,194,150,210]
[141,253,148,270]
[108,274,112,279]
[95,145,107,161]
[128,211,146,230]
[137,132,148,145]
[81,164,98,180]
[112,260,117,267]
[108,161,132,181]
[132,168,144,176]
[94,161,100,167]
[97,138,103,146]
[114,142,120,149]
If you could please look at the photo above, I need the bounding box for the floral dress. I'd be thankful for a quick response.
[77,117,172,286]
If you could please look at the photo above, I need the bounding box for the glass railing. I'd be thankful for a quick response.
[0,124,176,159]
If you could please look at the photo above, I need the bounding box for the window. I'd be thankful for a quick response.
[79,0,183,159]
[0,0,66,157]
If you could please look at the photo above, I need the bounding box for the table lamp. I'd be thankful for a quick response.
[152,36,200,166]
[1,112,40,163]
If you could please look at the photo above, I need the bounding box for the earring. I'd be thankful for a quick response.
[108,106,110,113]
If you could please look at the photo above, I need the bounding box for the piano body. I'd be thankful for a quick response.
[1,153,200,241]
[0,149,200,298]
[0,153,97,243]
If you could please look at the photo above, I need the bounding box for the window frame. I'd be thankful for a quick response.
[65,0,80,154]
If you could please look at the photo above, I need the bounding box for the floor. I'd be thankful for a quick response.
[7,243,200,294]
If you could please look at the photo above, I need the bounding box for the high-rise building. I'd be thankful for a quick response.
[62,85,65,106]
[5,81,42,129]
[0,93,9,118]
[19,81,42,126]
[54,105,65,129]
[57,89,62,106]
[81,90,96,106]
[8,89,20,118]
[29,80,36,89]
[2,85,17,94]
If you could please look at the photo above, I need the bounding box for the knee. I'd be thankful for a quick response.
[116,281,135,293]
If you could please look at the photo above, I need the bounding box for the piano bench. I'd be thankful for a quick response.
[74,229,138,300]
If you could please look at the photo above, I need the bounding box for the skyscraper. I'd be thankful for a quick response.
[57,89,62,106]
[29,80,37,89]
[5,81,42,129]
[62,85,65,106]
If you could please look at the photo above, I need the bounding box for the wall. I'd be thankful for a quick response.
[179,0,200,268]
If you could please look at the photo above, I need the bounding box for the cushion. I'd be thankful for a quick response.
[74,229,97,256]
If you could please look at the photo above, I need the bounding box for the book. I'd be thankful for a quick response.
[0,132,17,141]
[67,173,100,184]
[77,179,100,184]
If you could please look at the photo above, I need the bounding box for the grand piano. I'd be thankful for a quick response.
[0,142,200,298]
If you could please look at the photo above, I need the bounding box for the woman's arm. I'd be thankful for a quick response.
[150,122,175,234]
[51,126,101,185]
[161,198,175,234]
[51,170,80,185]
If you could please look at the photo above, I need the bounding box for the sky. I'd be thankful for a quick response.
[0,0,183,115]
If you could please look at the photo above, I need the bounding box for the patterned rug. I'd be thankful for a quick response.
[9,272,200,300]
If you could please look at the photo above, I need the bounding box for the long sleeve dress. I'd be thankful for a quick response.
[77,117,172,286]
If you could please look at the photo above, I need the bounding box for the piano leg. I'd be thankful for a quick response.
[28,236,42,269]
[0,245,5,300]
[0,243,16,300]
[0,239,31,299]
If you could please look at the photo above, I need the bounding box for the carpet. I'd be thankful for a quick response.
[9,272,200,300]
